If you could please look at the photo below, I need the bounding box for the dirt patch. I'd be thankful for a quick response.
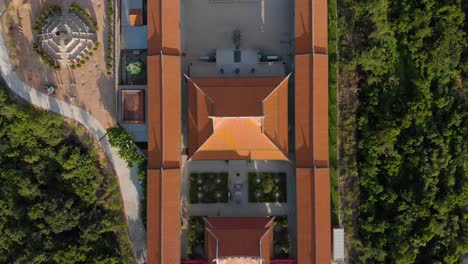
[1,0,115,127]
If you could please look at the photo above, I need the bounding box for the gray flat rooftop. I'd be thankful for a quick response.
[181,0,293,70]
[122,26,148,50]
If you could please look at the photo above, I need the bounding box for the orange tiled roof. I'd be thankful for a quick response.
[147,0,180,55]
[295,168,331,264]
[147,55,181,169]
[121,89,145,123]
[146,0,182,263]
[147,169,181,264]
[218,258,261,264]
[129,9,143,26]
[187,76,289,161]
[204,217,274,263]
[294,0,330,262]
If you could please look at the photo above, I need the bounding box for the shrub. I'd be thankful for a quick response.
[77,63,82,67]
[70,65,76,69]
[106,127,144,167]
[80,60,85,64]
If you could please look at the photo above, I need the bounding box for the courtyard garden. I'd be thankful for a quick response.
[186,216,205,259]
[273,216,292,258]
[190,172,229,203]
[248,172,287,203]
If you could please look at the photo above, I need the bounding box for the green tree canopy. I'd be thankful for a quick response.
[0,87,132,263]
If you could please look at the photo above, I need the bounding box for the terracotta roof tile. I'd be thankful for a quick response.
[161,169,181,264]
[147,0,180,55]
[313,0,328,54]
[263,75,289,155]
[218,258,261,264]
[295,168,331,264]
[147,56,163,168]
[147,169,162,263]
[147,56,181,169]
[187,77,289,161]
[296,168,315,263]
[147,0,161,54]
[295,0,312,54]
[201,86,274,116]
[312,55,329,167]
[314,169,331,264]
[147,169,182,264]
[187,78,214,157]
[294,55,314,168]
[162,56,181,168]
[205,218,274,263]
[191,118,288,161]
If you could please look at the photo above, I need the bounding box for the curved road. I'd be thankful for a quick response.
[0,25,147,263]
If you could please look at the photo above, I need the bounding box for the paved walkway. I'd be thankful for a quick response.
[0,25,147,264]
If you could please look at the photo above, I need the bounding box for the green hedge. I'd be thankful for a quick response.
[106,127,144,167]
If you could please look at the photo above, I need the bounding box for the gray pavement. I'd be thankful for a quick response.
[0,25,146,264]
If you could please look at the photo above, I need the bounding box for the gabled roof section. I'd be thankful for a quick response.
[147,0,180,55]
[295,168,331,264]
[295,0,328,55]
[187,77,214,157]
[129,9,143,26]
[147,55,181,169]
[191,118,288,161]
[187,76,289,161]
[190,77,283,117]
[294,0,330,262]
[262,75,290,156]
[204,217,274,263]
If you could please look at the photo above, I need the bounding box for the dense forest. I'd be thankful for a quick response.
[338,0,467,263]
[0,87,132,263]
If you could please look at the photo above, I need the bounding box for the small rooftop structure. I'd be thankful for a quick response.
[333,228,345,263]
[129,9,143,26]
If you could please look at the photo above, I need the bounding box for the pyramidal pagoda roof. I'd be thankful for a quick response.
[187,75,290,161]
